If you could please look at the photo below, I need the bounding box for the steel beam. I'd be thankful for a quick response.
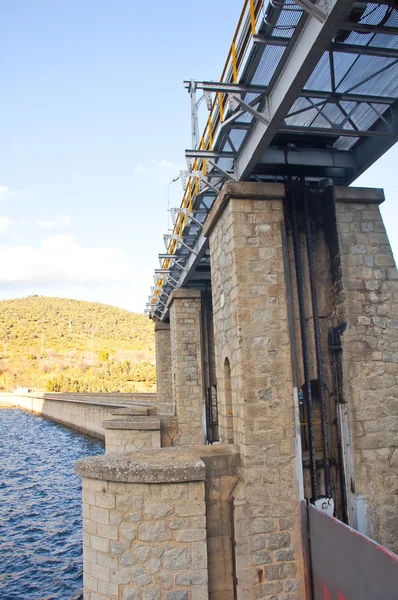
[259,146,356,168]
[332,42,398,59]
[340,22,398,35]
[234,0,354,180]
[185,149,235,159]
[173,230,209,295]
[278,125,390,137]
[300,89,397,105]
[184,80,268,95]
[351,98,398,183]
[158,254,187,261]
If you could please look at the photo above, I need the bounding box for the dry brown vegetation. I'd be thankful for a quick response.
[0,296,155,393]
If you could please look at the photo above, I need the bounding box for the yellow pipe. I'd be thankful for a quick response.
[208,116,213,150]
[218,92,224,122]
[183,188,188,227]
[250,0,256,35]
[188,179,193,212]
[201,138,207,176]
[231,41,238,83]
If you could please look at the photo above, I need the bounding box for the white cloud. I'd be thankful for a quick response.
[0,185,35,204]
[0,216,11,232]
[37,216,71,228]
[133,159,185,179]
[0,235,133,285]
[133,164,145,176]
[156,159,185,172]
[0,186,11,201]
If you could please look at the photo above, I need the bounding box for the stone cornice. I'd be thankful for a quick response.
[203,181,285,238]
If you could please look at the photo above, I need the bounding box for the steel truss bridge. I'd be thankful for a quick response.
[147,0,398,319]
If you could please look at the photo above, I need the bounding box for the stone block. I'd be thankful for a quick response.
[123,587,141,600]
[138,522,171,542]
[191,542,208,570]
[162,546,191,570]
[143,588,161,600]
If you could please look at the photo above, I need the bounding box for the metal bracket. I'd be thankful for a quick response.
[154,270,180,286]
[220,108,246,130]
[150,286,171,298]
[158,254,187,269]
[179,170,188,190]
[198,174,222,194]
[170,207,206,228]
[294,0,330,23]
[204,90,213,111]
[164,233,198,256]
[230,94,270,126]
[207,160,236,181]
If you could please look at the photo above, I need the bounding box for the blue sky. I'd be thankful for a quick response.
[1,1,397,313]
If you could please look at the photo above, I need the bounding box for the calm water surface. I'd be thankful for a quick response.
[0,407,104,599]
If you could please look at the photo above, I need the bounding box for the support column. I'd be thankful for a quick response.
[168,289,205,446]
[103,416,161,453]
[204,182,306,600]
[329,186,398,552]
[154,321,173,405]
[76,448,208,600]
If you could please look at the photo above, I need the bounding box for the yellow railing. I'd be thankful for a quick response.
[151,0,265,309]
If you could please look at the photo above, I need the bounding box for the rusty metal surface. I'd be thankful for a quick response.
[308,505,398,599]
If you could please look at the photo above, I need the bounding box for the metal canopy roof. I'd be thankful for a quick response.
[147,0,398,320]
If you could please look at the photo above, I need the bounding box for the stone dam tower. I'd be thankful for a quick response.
[76,181,398,600]
[74,0,398,597]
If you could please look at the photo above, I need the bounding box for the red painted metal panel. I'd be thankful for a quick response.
[308,505,398,600]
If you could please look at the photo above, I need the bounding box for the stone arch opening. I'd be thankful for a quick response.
[223,357,234,444]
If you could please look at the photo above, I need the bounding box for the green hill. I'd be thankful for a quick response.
[0,296,155,393]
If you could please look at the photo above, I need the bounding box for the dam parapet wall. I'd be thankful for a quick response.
[0,393,177,446]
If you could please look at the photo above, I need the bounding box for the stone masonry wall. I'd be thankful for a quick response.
[168,290,204,446]
[76,450,208,600]
[331,186,398,552]
[104,419,161,454]
[155,322,173,405]
[204,182,305,600]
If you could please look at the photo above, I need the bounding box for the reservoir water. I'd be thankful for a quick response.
[0,406,104,599]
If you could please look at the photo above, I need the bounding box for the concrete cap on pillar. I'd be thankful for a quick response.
[109,406,159,417]
[203,180,285,238]
[167,288,201,309]
[110,407,148,417]
[102,416,161,430]
[75,447,206,483]
[153,320,170,331]
[331,186,385,204]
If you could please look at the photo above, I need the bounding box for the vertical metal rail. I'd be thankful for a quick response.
[290,185,318,502]
[303,188,332,499]
[229,495,238,600]
[281,219,305,501]
[203,288,219,444]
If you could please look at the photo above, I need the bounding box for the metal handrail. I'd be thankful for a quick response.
[150,0,265,310]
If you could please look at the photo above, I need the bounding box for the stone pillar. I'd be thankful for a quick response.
[76,448,209,600]
[204,182,306,599]
[103,417,161,453]
[168,289,205,446]
[329,186,398,552]
[154,321,173,405]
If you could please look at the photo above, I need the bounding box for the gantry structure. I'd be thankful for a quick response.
[147,0,398,319]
